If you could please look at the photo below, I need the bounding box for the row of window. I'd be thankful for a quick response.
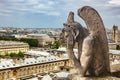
[0,60,69,79]
[110,54,120,59]
[0,47,28,51]
[18,61,65,77]
[0,71,11,80]
[0,46,29,49]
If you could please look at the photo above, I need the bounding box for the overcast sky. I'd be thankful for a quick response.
[0,0,120,29]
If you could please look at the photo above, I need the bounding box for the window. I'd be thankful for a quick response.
[2,66,5,67]
[7,65,9,67]
[2,72,5,80]
[7,71,10,79]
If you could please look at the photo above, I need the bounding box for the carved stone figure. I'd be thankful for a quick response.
[60,6,110,77]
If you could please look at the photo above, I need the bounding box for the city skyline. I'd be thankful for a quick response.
[0,0,120,28]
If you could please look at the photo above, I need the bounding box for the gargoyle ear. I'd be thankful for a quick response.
[73,28,79,39]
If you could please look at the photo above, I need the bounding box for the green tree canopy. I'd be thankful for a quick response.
[48,39,62,49]
[0,37,38,47]
[18,51,24,58]
[9,53,18,58]
[116,45,120,50]
[9,51,24,58]
[20,38,38,47]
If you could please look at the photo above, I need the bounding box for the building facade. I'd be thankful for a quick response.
[0,41,29,55]
[108,43,116,50]
[0,59,70,80]
[112,25,120,45]
[112,25,119,44]
[109,49,120,64]
[27,34,54,47]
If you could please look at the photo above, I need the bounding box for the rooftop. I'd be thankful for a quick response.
[58,48,120,55]
[1,48,120,70]
[0,41,28,46]
[109,50,120,54]
[0,53,69,70]
[25,50,50,57]
[27,34,49,37]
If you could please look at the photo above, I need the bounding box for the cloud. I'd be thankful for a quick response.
[26,0,40,5]
[0,13,11,17]
[33,3,51,10]
[46,11,61,16]
[101,0,120,17]
[108,0,120,5]
[1,0,120,20]
[0,9,12,13]
[0,0,120,28]
[0,0,61,16]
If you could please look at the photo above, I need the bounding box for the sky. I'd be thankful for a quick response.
[0,0,120,29]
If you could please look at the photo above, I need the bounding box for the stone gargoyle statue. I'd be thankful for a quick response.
[60,6,110,77]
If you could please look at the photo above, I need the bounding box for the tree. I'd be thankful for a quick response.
[116,45,120,50]
[0,55,5,58]
[18,51,24,58]
[4,53,10,58]
[9,53,18,58]
[0,37,19,41]
[0,37,38,47]
[53,40,62,49]
[9,52,24,58]
[48,42,54,48]
[47,40,62,49]
[20,38,38,47]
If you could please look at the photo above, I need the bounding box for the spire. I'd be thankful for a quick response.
[67,11,74,23]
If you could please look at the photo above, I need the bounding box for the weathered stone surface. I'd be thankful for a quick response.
[68,73,120,80]
[60,6,110,79]
[53,77,71,80]
[71,76,120,80]
[78,6,110,76]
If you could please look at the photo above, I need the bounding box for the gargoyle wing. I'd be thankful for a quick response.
[78,6,110,72]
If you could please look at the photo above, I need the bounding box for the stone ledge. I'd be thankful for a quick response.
[67,73,120,80]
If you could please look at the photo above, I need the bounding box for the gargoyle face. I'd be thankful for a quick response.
[60,29,68,45]
[60,23,72,45]
[60,23,79,46]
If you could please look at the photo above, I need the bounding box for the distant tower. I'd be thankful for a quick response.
[112,25,118,44]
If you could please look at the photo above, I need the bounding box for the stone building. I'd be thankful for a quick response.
[27,34,54,47]
[112,25,119,44]
[107,25,120,49]
[109,49,120,65]
[112,25,120,44]
[0,41,29,55]
[0,55,71,80]
[108,43,116,50]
